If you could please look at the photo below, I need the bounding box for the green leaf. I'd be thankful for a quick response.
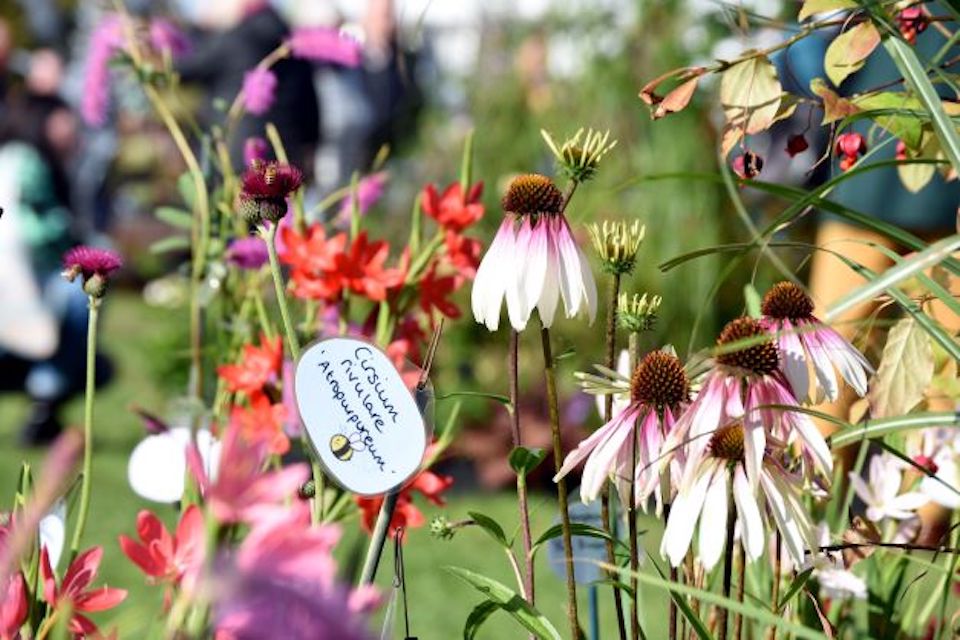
[851,92,924,148]
[468,511,509,548]
[149,236,191,255]
[825,21,881,86]
[744,283,762,318]
[868,318,935,418]
[531,523,623,557]
[896,133,940,193]
[829,411,959,448]
[798,0,856,21]
[436,391,511,405]
[778,567,815,612]
[885,37,960,175]
[509,447,547,476]
[646,552,713,639]
[154,206,193,230]
[176,172,197,209]
[444,566,562,640]
[464,599,501,640]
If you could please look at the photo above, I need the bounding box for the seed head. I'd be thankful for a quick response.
[761,281,815,320]
[588,220,645,275]
[501,174,563,216]
[630,350,689,409]
[715,317,778,376]
[709,422,745,461]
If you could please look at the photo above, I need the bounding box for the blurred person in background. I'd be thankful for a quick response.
[0,19,13,115]
[174,0,320,170]
[0,94,112,445]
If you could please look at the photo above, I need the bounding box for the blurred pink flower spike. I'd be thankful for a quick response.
[288,27,363,67]
[128,426,220,504]
[81,15,124,127]
[0,571,28,639]
[187,425,308,524]
[241,68,278,116]
[338,172,389,223]
[149,18,191,57]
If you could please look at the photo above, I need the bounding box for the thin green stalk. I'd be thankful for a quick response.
[734,545,745,640]
[509,329,535,607]
[541,324,580,639]
[68,297,99,560]
[263,221,326,519]
[629,423,641,640]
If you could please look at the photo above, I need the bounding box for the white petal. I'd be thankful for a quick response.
[805,332,839,402]
[794,415,833,477]
[697,467,728,570]
[733,467,765,562]
[663,460,716,567]
[888,491,930,513]
[537,230,561,327]
[128,433,187,503]
[778,322,810,402]
[760,471,805,567]
[39,499,67,567]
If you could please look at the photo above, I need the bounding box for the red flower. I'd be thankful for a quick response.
[897,7,927,44]
[280,224,349,301]
[0,572,27,640]
[419,263,461,319]
[217,334,282,396]
[230,395,289,455]
[335,233,406,302]
[836,132,866,171]
[443,231,482,280]
[355,468,453,538]
[119,505,205,592]
[40,547,127,637]
[421,182,484,232]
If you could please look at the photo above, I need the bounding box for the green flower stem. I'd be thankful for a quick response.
[718,467,737,640]
[541,324,580,639]
[68,296,100,560]
[264,221,327,520]
[509,329,535,608]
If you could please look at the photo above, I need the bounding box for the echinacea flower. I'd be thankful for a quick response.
[666,317,832,487]
[40,546,127,637]
[541,128,617,183]
[850,453,929,522]
[556,350,690,507]
[760,281,872,403]
[471,174,597,331]
[421,182,484,232]
[241,67,277,116]
[119,505,204,592]
[287,27,363,67]
[80,15,123,127]
[662,421,815,569]
[216,334,282,397]
[588,219,645,275]
[62,245,123,297]
[0,572,27,640]
[187,425,308,525]
[238,161,303,225]
[226,236,270,270]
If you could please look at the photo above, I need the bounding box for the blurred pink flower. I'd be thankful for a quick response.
[40,546,127,637]
[241,68,277,116]
[118,505,205,591]
[81,15,124,127]
[243,137,269,168]
[288,28,362,67]
[338,172,388,222]
[149,18,191,57]
[0,572,27,640]
[63,246,123,281]
[187,425,308,524]
[226,236,269,270]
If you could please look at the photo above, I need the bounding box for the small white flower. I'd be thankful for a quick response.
[849,454,928,522]
[38,499,66,567]
[129,427,220,503]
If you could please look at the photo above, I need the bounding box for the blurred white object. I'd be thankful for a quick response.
[128,427,221,503]
[39,499,66,567]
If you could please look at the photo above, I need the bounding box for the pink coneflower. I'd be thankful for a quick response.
[287,27,363,67]
[760,281,872,403]
[662,421,815,569]
[666,317,832,486]
[338,172,388,222]
[80,15,123,127]
[226,236,270,270]
[243,137,270,168]
[148,18,191,57]
[238,161,304,224]
[555,350,689,508]
[241,67,278,116]
[471,174,597,331]
[62,246,123,297]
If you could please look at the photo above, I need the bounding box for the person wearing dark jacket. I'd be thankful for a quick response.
[175,1,320,170]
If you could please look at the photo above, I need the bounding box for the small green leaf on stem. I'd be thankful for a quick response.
[509,447,547,476]
[468,511,509,548]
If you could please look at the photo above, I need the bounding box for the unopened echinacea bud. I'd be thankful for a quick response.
[541,127,617,183]
[588,219,645,275]
[617,292,662,333]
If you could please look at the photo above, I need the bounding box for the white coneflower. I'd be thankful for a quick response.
[760,281,872,402]
[471,174,597,332]
[662,421,816,569]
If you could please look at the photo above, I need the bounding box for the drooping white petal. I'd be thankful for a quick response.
[777,320,810,402]
[506,220,532,331]
[554,218,582,317]
[580,411,636,503]
[518,219,545,317]
[732,466,765,562]
[471,220,514,331]
[760,471,806,567]
[39,499,67,567]
[804,330,839,402]
[536,223,561,327]
[792,412,834,477]
[697,467,728,570]
[663,459,717,567]
[887,491,930,517]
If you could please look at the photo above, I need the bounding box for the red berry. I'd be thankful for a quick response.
[785,133,809,157]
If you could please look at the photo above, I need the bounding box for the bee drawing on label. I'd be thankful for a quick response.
[329,430,367,462]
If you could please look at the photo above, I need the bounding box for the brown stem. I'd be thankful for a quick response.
[734,545,745,640]
[541,324,580,639]
[510,329,535,608]
[602,272,628,640]
[767,532,782,640]
[718,469,737,640]
[629,424,642,640]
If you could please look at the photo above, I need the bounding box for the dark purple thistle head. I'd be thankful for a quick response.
[239,162,304,225]
[62,245,122,297]
[226,236,270,270]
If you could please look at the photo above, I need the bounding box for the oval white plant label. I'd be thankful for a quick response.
[295,337,427,496]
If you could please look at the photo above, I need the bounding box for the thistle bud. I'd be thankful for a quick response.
[541,128,618,183]
[429,515,456,541]
[617,292,662,333]
[588,220,645,275]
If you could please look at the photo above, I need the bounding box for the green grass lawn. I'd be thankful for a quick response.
[0,292,671,638]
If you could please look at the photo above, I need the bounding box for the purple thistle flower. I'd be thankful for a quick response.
[241,68,277,116]
[63,246,123,280]
[287,28,362,67]
[226,236,270,270]
[337,172,388,222]
[148,18,191,57]
[81,15,124,127]
[243,137,270,168]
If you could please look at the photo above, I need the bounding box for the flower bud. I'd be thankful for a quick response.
[588,220,645,275]
[617,292,662,333]
[541,127,617,183]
